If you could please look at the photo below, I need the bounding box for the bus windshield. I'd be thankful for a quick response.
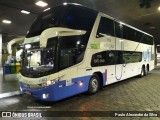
[21,40,56,78]
[26,4,97,38]
[21,33,89,78]
[27,48,54,70]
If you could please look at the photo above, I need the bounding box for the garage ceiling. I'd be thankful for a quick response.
[0,0,160,44]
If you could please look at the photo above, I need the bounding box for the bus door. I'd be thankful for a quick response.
[114,21,124,81]
[57,32,85,97]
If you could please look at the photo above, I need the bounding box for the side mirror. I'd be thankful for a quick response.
[40,28,86,48]
[40,28,59,48]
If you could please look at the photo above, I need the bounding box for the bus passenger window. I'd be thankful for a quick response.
[91,51,116,67]
[114,22,123,38]
[97,17,114,37]
[59,35,88,70]
[123,52,142,63]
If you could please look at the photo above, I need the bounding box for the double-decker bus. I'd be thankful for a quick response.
[19,3,155,101]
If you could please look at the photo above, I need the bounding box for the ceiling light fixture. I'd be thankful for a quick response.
[44,8,50,11]
[2,20,11,24]
[21,10,30,14]
[158,6,160,11]
[35,1,48,7]
[63,2,67,5]
[148,26,156,29]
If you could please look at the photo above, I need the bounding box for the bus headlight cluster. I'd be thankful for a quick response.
[41,79,58,87]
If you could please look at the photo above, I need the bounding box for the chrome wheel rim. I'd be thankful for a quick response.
[91,78,98,92]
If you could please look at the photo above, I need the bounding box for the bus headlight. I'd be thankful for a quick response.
[47,80,52,86]
[41,79,58,87]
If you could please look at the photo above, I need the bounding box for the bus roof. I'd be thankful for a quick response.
[30,3,153,38]
[52,4,153,38]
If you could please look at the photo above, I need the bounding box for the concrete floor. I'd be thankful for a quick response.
[0,69,20,99]
[0,67,160,120]
[0,74,19,93]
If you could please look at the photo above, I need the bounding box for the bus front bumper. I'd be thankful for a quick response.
[19,82,60,101]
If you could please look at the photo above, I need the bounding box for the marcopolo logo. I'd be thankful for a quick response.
[2,112,12,117]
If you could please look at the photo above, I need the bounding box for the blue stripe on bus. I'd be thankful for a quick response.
[19,72,108,101]
[19,75,92,101]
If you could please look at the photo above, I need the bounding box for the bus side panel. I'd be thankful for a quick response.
[20,75,92,101]
[55,75,91,101]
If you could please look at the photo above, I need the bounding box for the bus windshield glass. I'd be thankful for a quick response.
[26,4,97,38]
[21,40,56,78]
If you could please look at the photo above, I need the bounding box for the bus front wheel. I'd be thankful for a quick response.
[88,74,100,95]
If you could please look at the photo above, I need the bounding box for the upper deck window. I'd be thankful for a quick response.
[97,17,114,37]
[26,5,98,38]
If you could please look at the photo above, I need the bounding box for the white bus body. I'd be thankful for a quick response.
[19,3,154,101]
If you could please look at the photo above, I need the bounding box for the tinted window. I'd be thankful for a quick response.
[47,37,57,48]
[123,26,136,41]
[115,22,123,38]
[135,31,143,42]
[63,7,97,31]
[26,5,98,38]
[97,17,114,37]
[91,51,107,67]
[59,34,88,70]
[91,50,142,67]
[91,51,123,67]
[26,6,66,38]
[123,52,142,63]
[122,25,153,45]
[143,36,153,45]
[114,51,123,64]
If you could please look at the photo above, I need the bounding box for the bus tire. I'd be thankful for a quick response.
[88,74,100,95]
[144,66,148,76]
[140,66,145,77]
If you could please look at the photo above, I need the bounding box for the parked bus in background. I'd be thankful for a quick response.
[7,37,24,62]
[18,3,155,101]
[156,45,160,64]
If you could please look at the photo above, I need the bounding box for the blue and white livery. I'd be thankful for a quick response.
[19,3,155,101]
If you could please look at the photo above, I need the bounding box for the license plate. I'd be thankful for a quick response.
[25,91,31,95]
